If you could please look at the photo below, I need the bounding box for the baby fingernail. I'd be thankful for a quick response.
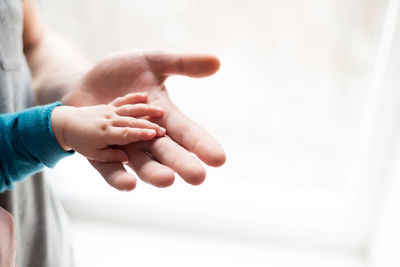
[159,127,166,135]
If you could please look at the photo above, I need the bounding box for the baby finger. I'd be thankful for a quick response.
[116,104,164,118]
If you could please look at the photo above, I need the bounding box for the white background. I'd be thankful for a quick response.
[40,0,400,266]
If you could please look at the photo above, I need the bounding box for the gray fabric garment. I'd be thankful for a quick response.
[0,1,75,266]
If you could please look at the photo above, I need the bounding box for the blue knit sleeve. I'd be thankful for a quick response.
[0,102,74,192]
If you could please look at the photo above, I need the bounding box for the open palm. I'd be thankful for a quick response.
[62,51,225,190]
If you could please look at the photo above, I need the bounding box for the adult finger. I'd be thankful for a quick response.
[144,52,221,78]
[123,143,176,187]
[116,103,164,118]
[110,92,148,107]
[94,147,129,163]
[150,96,226,167]
[144,136,206,185]
[89,160,137,191]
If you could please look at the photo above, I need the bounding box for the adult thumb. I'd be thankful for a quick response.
[145,51,221,78]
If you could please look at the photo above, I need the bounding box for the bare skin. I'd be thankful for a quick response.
[62,52,225,189]
[0,208,15,267]
[51,93,166,164]
[23,0,226,191]
[0,1,226,265]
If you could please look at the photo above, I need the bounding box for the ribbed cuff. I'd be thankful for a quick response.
[18,102,74,168]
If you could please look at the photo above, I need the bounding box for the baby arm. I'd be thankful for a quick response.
[0,92,164,192]
[51,92,165,162]
[0,102,72,192]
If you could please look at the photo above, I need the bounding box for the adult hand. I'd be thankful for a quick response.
[0,207,16,267]
[62,51,226,190]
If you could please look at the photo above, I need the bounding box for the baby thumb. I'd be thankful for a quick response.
[99,148,129,163]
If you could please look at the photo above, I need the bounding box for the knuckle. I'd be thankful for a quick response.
[138,119,152,128]
[139,129,148,136]
[129,118,137,127]
[140,104,149,110]
[132,104,144,111]
[135,118,146,125]
[100,121,111,133]
[118,105,128,113]
[102,107,115,120]
[121,128,130,139]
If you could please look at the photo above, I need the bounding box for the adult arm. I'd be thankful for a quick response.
[23,0,226,190]
[23,0,91,104]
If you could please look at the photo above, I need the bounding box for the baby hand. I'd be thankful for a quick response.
[51,93,165,162]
